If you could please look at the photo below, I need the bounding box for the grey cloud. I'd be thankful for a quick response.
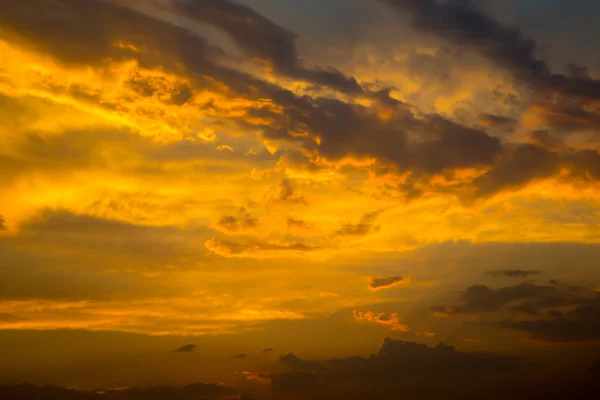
[501,316,600,343]
[217,215,257,232]
[486,270,542,278]
[270,338,540,399]
[173,344,196,352]
[0,0,509,192]
[472,144,560,198]
[381,0,600,98]
[432,283,558,315]
[280,353,325,371]
[529,130,567,152]
[381,0,600,132]
[369,276,405,290]
[170,0,363,94]
[262,347,273,354]
[275,179,307,205]
[287,218,309,230]
[205,237,320,256]
[4,0,600,200]
[480,114,517,129]
[337,211,382,237]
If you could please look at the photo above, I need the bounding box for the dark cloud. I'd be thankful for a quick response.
[480,113,517,129]
[234,353,247,359]
[486,270,542,278]
[3,0,599,202]
[337,211,382,237]
[369,276,405,290]
[0,0,530,196]
[280,353,325,371]
[269,338,554,399]
[173,344,196,352]
[205,237,320,256]
[270,370,322,394]
[472,144,560,198]
[381,0,600,132]
[171,0,363,94]
[501,316,600,343]
[529,130,567,152]
[432,283,558,315]
[500,290,600,342]
[272,179,307,205]
[262,347,273,354]
[381,0,600,97]
[509,296,573,316]
[217,215,257,232]
[287,218,309,230]
[0,215,5,230]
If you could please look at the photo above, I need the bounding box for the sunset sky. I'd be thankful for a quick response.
[1,0,600,396]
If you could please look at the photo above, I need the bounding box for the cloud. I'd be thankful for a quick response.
[269,179,307,205]
[500,291,600,342]
[169,0,364,94]
[216,215,257,233]
[432,283,558,315]
[280,353,325,371]
[0,215,5,230]
[337,211,382,237]
[480,113,517,130]
[472,144,560,198]
[262,347,273,354]
[486,270,542,278]
[204,238,320,257]
[287,218,309,230]
[234,353,247,359]
[381,0,600,132]
[173,344,196,352]
[270,338,535,398]
[368,276,406,290]
[353,311,410,332]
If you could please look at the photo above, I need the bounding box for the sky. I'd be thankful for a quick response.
[0,0,600,398]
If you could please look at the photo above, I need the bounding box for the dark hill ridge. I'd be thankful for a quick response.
[0,383,245,400]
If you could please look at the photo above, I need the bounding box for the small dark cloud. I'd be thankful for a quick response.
[235,353,247,359]
[173,344,196,353]
[217,214,257,232]
[337,211,382,237]
[271,179,307,205]
[486,270,542,278]
[262,347,274,354]
[0,215,5,230]
[369,276,405,290]
[287,218,309,230]
[480,113,516,130]
[205,237,320,256]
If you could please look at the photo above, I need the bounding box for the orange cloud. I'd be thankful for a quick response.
[353,311,410,332]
